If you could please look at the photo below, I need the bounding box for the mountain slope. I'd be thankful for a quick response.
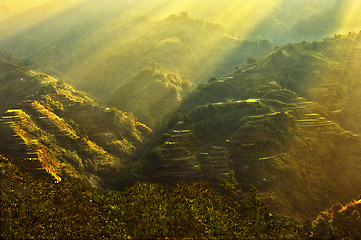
[0,59,51,113]
[0,60,151,189]
[0,4,273,99]
[142,32,361,220]
[109,64,192,128]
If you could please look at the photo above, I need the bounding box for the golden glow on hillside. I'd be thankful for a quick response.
[0,0,54,21]
[2,0,361,37]
[0,0,86,40]
[338,0,361,34]
[148,0,282,35]
[144,0,361,37]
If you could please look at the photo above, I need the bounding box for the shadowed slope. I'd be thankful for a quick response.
[143,33,361,220]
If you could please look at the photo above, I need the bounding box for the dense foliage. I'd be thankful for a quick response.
[3,154,360,239]
[109,64,192,128]
[1,155,303,239]
[1,5,361,237]
[0,60,152,189]
[141,32,361,221]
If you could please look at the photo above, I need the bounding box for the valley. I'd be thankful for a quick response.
[1,0,361,239]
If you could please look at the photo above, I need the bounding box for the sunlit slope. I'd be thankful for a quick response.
[109,64,192,128]
[243,0,361,43]
[0,60,151,189]
[66,14,254,98]
[1,0,360,54]
[0,0,54,21]
[3,0,360,104]
[142,32,361,220]
[0,0,86,42]
[313,196,361,239]
[0,60,44,113]
[180,32,361,133]
[1,13,272,98]
[121,0,360,43]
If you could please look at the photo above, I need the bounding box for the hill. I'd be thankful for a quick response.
[0,6,273,126]
[141,32,361,221]
[0,60,151,189]
[4,1,360,127]
[108,63,192,128]
[0,6,273,98]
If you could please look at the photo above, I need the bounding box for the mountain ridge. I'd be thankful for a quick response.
[140,32,361,220]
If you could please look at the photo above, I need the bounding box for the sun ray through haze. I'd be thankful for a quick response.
[338,0,361,34]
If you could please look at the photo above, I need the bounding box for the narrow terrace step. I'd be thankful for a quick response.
[298,119,322,124]
[0,146,29,153]
[7,152,38,159]
[1,111,20,117]
[0,138,25,145]
[300,113,322,119]
[29,169,53,178]
[0,116,21,122]
[29,161,43,169]
[27,160,58,181]
[13,101,34,109]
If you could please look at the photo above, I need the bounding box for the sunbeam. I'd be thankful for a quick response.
[0,0,55,21]
[338,0,361,34]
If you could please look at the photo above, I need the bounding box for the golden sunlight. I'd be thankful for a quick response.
[0,0,54,21]
[147,0,282,36]
[338,0,361,34]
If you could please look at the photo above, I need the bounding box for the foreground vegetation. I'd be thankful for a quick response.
[2,155,360,239]
[0,155,300,239]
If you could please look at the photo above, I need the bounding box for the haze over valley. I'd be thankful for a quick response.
[1,0,361,239]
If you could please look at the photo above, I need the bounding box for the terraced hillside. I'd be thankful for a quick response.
[0,107,59,181]
[144,32,361,220]
[149,130,203,186]
[0,61,151,189]
[148,94,361,221]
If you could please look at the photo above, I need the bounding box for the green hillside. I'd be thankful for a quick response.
[0,60,151,189]
[109,64,192,128]
[3,0,358,128]
[142,32,361,221]
[1,1,361,237]
[0,6,274,127]
[0,7,273,99]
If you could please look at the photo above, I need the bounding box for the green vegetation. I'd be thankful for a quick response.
[313,196,361,239]
[3,154,360,239]
[1,3,361,237]
[177,32,361,134]
[142,32,361,221]
[0,7,273,127]
[184,100,271,141]
[0,156,302,239]
[109,64,192,128]
[4,1,357,126]
[0,61,151,189]
[0,9,273,101]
